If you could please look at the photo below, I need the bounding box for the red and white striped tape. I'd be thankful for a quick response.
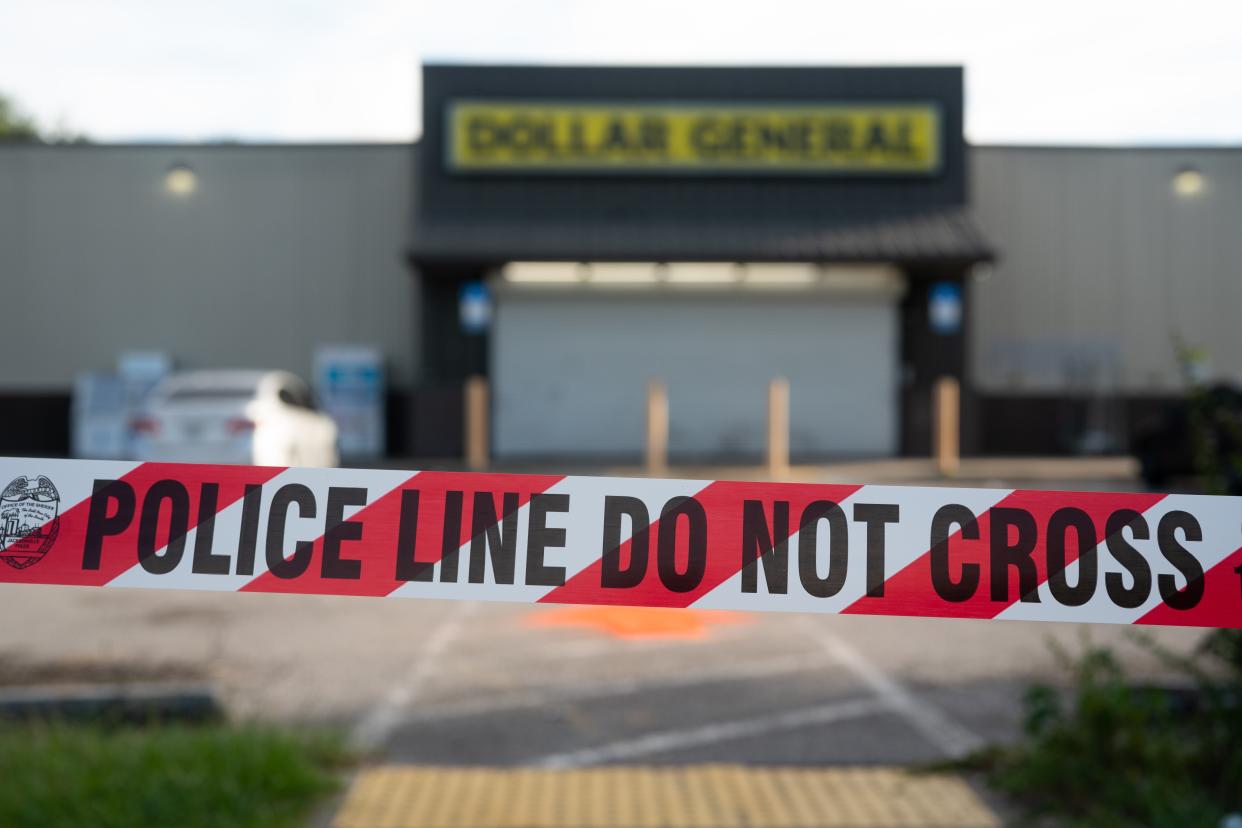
[1,457,1239,628]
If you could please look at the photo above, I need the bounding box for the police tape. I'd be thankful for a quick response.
[1,457,1239,629]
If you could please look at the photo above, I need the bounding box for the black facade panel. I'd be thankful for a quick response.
[417,65,966,230]
[0,393,71,458]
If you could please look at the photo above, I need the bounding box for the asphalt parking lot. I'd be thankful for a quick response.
[0,582,1204,767]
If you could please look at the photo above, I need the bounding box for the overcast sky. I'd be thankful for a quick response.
[1,0,1239,144]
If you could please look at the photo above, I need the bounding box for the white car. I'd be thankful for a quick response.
[131,370,339,467]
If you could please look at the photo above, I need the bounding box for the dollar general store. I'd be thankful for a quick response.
[1,65,1238,462]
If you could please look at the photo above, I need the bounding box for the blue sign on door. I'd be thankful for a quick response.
[459,281,492,335]
[929,282,962,335]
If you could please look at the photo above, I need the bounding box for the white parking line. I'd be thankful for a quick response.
[536,696,889,768]
[799,618,983,759]
[350,600,477,750]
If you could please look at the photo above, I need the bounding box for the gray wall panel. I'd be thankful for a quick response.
[0,145,416,389]
[971,147,1242,394]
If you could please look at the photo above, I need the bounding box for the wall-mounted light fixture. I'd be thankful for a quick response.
[1172,166,1205,199]
[164,162,197,197]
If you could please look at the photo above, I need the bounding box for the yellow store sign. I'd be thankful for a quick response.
[447,101,941,175]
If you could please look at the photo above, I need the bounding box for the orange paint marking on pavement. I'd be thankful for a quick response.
[527,605,749,640]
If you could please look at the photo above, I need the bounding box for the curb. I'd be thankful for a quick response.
[0,682,221,723]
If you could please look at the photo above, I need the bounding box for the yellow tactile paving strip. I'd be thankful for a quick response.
[333,765,1001,828]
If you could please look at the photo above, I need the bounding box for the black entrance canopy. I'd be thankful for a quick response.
[410,208,993,267]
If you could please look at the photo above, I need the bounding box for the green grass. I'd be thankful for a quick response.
[0,720,349,828]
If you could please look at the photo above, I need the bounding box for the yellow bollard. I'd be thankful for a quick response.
[464,375,489,470]
[645,380,668,476]
[934,376,960,477]
[767,377,790,480]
